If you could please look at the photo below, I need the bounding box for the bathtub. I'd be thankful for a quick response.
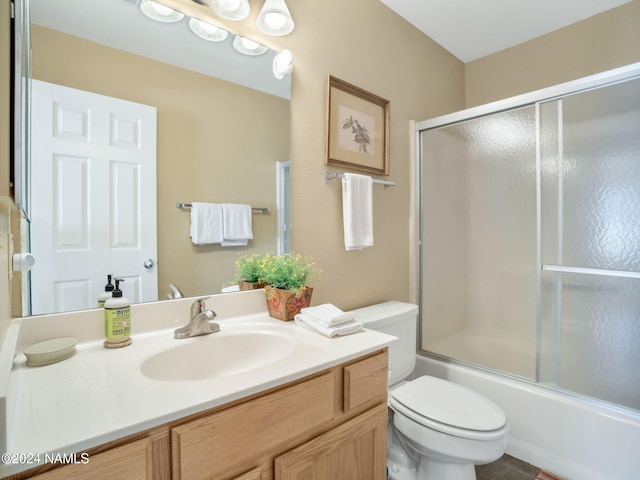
[413,354,640,480]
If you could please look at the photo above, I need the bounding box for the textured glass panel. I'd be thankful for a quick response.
[540,77,640,271]
[420,107,538,380]
[540,271,640,410]
[539,100,562,266]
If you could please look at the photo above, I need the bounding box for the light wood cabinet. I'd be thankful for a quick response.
[172,372,336,479]
[231,468,262,480]
[28,437,154,480]
[12,349,388,480]
[275,403,388,480]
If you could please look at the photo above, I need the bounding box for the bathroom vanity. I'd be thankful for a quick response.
[10,350,388,480]
[0,291,394,480]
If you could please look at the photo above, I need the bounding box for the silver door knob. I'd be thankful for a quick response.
[144,259,155,269]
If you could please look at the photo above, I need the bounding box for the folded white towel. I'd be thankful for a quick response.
[300,303,355,326]
[221,203,253,247]
[190,202,224,245]
[342,173,373,251]
[294,313,363,338]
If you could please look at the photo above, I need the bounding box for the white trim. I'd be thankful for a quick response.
[542,264,640,279]
[408,120,420,308]
[413,62,640,132]
[276,161,291,255]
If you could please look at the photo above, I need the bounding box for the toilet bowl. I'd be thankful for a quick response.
[353,301,508,480]
[388,375,508,479]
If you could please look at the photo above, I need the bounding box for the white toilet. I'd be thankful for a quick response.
[354,301,508,480]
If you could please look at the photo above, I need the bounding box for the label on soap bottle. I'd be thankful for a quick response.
[105,306,131,340]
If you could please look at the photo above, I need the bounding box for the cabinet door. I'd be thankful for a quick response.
[232,467,262,480]
[275,403,387,480]
[30,437,152,480]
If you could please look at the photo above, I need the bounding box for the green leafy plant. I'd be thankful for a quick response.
[234,252,265,283]
[259,252,320,294]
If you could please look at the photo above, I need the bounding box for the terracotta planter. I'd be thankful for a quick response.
[238,280,266,291]
[265,287,313,321]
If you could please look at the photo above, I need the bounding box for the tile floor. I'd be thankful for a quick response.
[476,454,541,480]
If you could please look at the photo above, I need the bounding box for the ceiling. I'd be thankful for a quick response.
[379,0,631,62]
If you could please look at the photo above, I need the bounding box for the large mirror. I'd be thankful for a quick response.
[20,0,291,316]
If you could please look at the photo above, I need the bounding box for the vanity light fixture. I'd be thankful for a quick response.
[208,0,250,21]
[256,0,294,36]
[188,18,229,42]
[140,0,185,23]
[232,35,268,56]
[273,49,293,79]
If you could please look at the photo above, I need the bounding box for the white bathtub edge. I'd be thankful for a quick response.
[414,355,640,480]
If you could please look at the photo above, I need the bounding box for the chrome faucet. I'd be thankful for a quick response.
[174,297,220,339]
[166,283,184,300]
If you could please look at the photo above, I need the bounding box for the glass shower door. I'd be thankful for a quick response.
[538,77,640,410]
[420,107,538,380]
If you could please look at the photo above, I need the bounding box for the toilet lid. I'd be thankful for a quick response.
[390,376,506,432]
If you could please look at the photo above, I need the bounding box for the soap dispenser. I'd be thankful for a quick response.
[98,274,115,307]
[104,278,132,349]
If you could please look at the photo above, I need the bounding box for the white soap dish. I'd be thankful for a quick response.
[24,337,78,367]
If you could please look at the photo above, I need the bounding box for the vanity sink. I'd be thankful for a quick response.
[140,329,298,381]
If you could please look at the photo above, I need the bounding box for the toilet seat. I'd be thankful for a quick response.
[389,376,507,441]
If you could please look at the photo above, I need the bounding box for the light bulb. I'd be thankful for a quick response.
[150,1,173,16]
[232,35,267,55]
[197,20,219,34]
[241,38,260,50]
[208,0,250,21]
[256,0,294,36]
[140,0,184,22]
[188,17,228,41]
[273,49,293,79]
[219,0,241,11]
[265,12,286,31]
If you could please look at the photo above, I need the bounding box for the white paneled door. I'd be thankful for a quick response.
[30,80,157,315]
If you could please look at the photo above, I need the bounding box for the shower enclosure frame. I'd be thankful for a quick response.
[410,61,640,413]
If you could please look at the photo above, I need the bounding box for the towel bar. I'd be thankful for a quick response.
[176,203,269,213]
[324,171,396,188]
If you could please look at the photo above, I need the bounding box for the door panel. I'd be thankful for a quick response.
[30,80,157,314]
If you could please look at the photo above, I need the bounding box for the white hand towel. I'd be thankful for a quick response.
[190,202,224,245]
[221,203,253,247]
[342,173,373,251]
[300,303,355,326]
[294,313,363,338]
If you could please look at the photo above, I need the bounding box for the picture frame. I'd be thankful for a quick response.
[326,76,390,175]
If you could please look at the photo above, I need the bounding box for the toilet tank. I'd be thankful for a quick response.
[353,301,419,387]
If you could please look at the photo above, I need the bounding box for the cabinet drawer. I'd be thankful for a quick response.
[172,371,336,480]
[343,350,388,412]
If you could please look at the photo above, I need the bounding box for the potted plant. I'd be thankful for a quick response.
[234,253,266,290]
[259,252,320,321]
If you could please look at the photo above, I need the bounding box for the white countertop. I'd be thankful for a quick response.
[0,291,395,477]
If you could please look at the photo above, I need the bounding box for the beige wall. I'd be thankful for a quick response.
[1,0,466,329]
[466,0,640,107]
[4,0,640,324]
[31,25,289,300]
[286,2,464,309]
[156,0,466,310]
